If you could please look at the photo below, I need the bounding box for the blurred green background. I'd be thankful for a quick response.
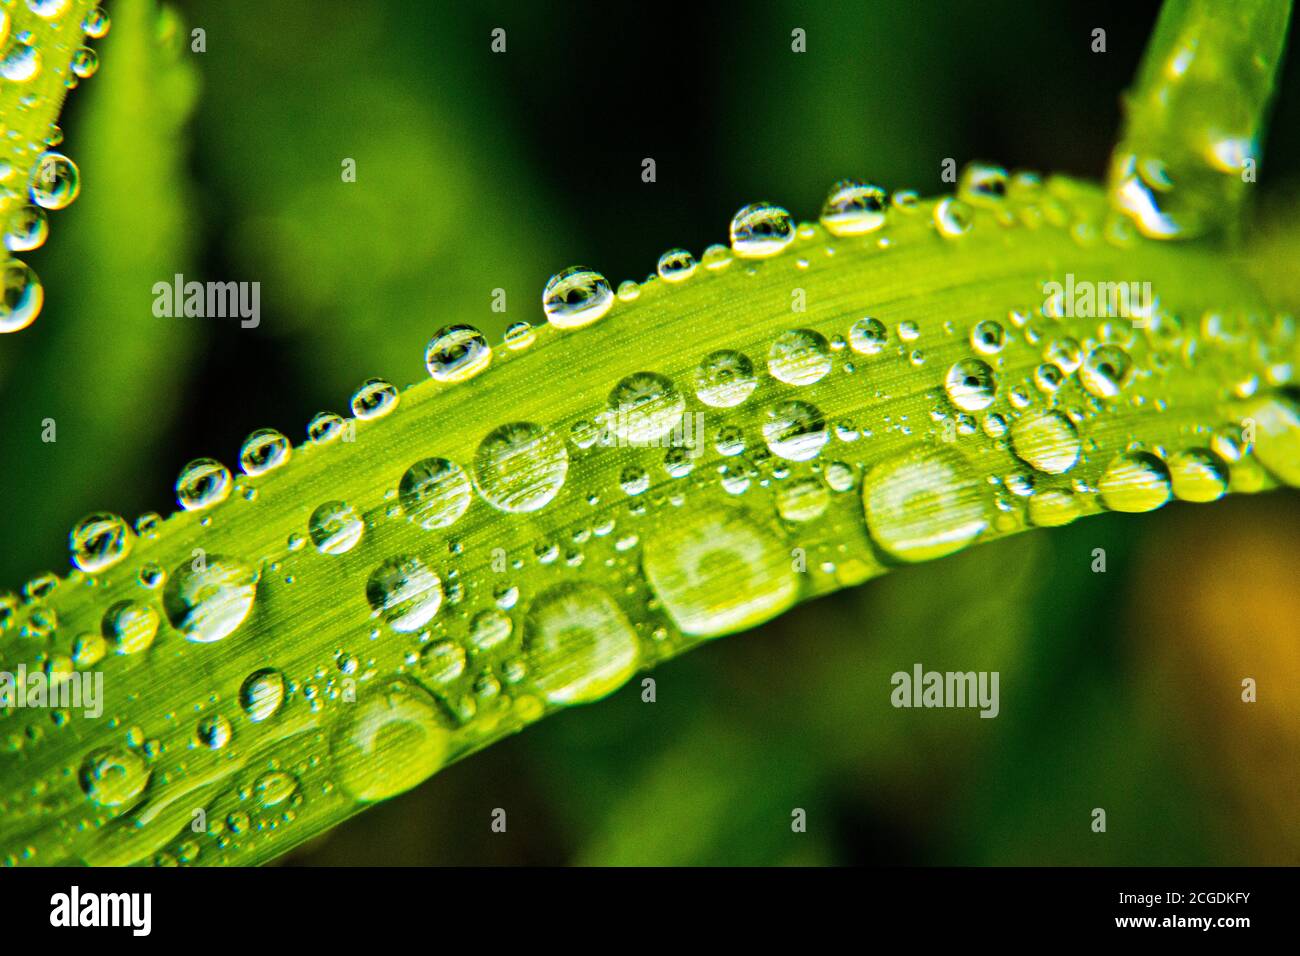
[1,0,1297,864]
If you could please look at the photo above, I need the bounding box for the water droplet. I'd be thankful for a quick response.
[820,180,887,236]
[82,6,111,38]
[469,608,513,654]
[1099,452,1171,512]
[1080,344,1133,398]
[255,771,297,808]
[71,46,98,78]
[694,349,757,408]
[656,248,697,282]
[79,748,149,807]
[970,320,1005,355]
[350,378,399,419]
[605,371,684,443]
[1011,411,1081,475]
[425,325,491,382]
[331,678,449,802]
[775,476,829,522]
[1043,337,1083,373]
[768,328,831,386]
[504,321,534,350]
[0,39,40,82]
[523,583,640,704]
[4,204,47,251]
[1027,488,1081,527]
[0,258,43,333]
[399,458,472,529]
[102,600,160,655]
[957,163,1008,205]
[1243,392,1300,487]
[1168,448,1229,502]
[28,0,72,18]
[762,400,828,461]
[729,202,794,258]
[542,266,613,329]
[642,506,798,636]
[195,714,232,749]
[28,152,79,209]
[944,358,997,411]
[933,197,972,238]
[238,429,291,476]
[162,556,258,643]
[176,458,232,511]
[365,556,443,632]
[472,422,569,513]
[848,317,887,355]
[419,640,466,685]
[863,446,989,562]
[308,500,365,554]
[239,668,286,722]
[70,512,134,573]
[619,465,651,495]
[307,412,345,444]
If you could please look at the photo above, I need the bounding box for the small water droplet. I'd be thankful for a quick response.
[656,248,697,282]
[350,378,399,419]
[239,668,286,722]
[944,358,997,411]
[694,349,757,408]
[238,429,291,476]
[768,329,831,386]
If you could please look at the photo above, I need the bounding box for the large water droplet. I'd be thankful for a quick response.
[472,422,569,513]
[1168,448,1229,502]
[729,202,794,258]
[399,458,472,529]
[768,328,832,386]
[308,500,365,554]
[944,358,997,411]
[775,476,829,522]
[1080,344,1133,398]
[605,371,684,443]
[79,748,149,807]
[102,600,160,655]
[848,317,887,355]
[239,429,291,476]
[820,180,887,236]
[0,40,40,82]
[523,583,639,705]
[162,556,259,643]
[762,400,828,461]
[4,204,47,251]
[862,446,989,562]
[542,266,613,329]
[0,258,43,333]
[239,668,286,722]
[642,506,798,637]
[365,556,443,632]
[1011,411,1081,475]
[425,325,491,383]
[1244,392,1300,487]
[28,152,79,209]
[70,512,134,573]
[694,349,757,408]
[1098,451,1171,512]
[331,678,449,802]
[656,248,697,282]
[350,378,399,419]
[175,458,232,511]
